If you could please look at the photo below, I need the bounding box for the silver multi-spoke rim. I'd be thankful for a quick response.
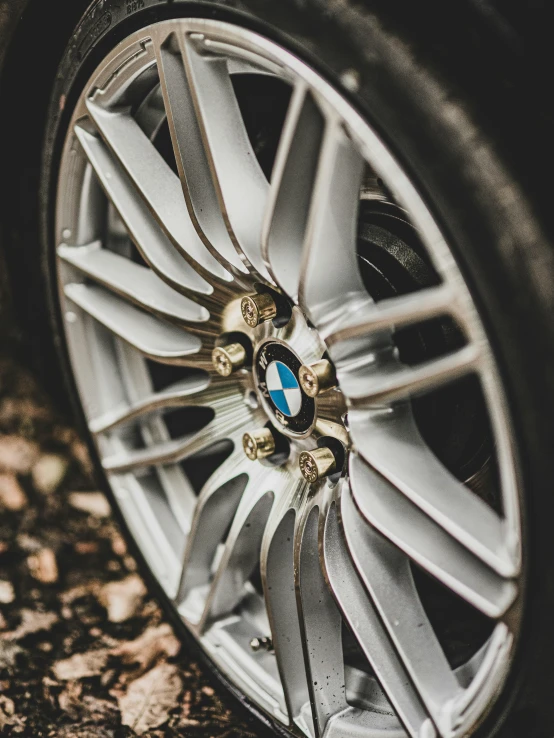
[56,18,522,738]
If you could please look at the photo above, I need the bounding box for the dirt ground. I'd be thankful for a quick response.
[0,355,262,738]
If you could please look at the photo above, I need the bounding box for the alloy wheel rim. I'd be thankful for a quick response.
[55,18,522,738]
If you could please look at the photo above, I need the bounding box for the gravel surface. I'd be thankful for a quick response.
[0,355,262,738]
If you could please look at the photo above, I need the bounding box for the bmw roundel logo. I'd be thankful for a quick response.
[254,340,316,435]
[266,361,302,417]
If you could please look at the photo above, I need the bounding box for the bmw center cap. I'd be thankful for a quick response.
[255,341,316,435]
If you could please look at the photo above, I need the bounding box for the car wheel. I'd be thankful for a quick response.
[19,0,554,736]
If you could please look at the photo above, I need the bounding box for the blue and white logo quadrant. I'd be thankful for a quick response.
[266,361,302,417]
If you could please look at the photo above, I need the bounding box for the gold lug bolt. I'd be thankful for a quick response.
[243,428,276,461]
[212,343,247,377]
[241,293,277,328]
[250,636,274,653]
[299,448,337,483]
[298,360,337,398]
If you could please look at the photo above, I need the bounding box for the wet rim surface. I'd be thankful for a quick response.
[55,18,523,738]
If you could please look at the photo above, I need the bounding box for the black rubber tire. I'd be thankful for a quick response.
[3,1,554,736]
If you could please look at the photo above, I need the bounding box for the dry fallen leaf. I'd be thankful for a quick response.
[57,682,117,724]
[115,662,183,735]
[58,678,83,716]
[124,555,138,572]
[53,648,111,681]
[59,581,100,605]
[31,453,69,494]
[27,548,58,584]
[0,474,27,511]
[68,491,111,518]
[111,535,127,556]
[97,574,147,623]
[0,436,39,474]
[74,541,99,555]
[71,439,93,476]
[56,725,113,738]
[0,694,25,731]
[0,641,22,669]
[112,623,180,681]
[0,396,51,426]
[0,579,14,604]
[16,533,42,552]
[179,717,201,726]
[180,689,192,719]
[80,694,118,723]
[51,425,77,446]
[1,609,58,641]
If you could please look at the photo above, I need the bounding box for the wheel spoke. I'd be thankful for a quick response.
[85,100,233,286]
[58,243,213,332]
[339,486,464,736]
[64,282,205,367]
[177,452,250,619]
[349,406,518,578]
[74,126,221,307]
[101,390,257,473]
[153,32,250,279]
[298,117,366,326]
[262,84,325,298]
[323,501,434,738]
[320,285,458,348]
[180,32,272,279]
[89,375,223,433]
[109,471,184,596]
[297,505,349,736]
[339,344,481,407]
[349,454,517,618]
[261,500,311,729]
[199,465,284,628]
